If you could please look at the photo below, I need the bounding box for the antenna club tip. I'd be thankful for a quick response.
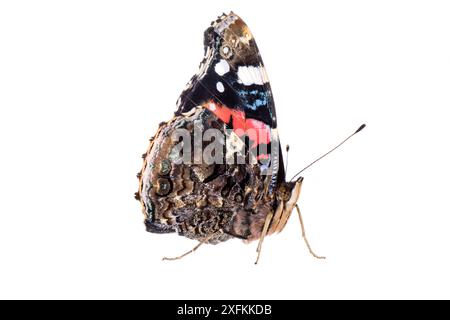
[355,124,366,134]
[286,144,290,152]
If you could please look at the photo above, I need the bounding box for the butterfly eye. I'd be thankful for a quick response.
[221,45,233,59]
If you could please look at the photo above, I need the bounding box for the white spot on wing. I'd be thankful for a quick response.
[214,59,230,76]
[237,65,268,86]
[209,102,216,111]
[216,81,225,93]
[260,66,270,83]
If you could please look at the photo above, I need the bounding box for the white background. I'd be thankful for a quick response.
[1,1,449,299]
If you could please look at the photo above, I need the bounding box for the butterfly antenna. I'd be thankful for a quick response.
[290,124,366,182]
[285,144,290,175]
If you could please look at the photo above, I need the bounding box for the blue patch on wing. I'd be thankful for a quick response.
[237,89,269,111]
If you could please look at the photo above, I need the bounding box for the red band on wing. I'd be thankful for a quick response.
[203,101,271,149]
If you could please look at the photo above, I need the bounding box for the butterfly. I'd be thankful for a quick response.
[136,12,364,263]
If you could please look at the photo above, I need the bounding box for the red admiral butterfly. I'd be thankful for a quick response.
[136,12,365,263]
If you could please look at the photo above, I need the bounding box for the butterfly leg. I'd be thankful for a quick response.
[254,211,274,265]
[162,231,221,261]
[295,204,326,259]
